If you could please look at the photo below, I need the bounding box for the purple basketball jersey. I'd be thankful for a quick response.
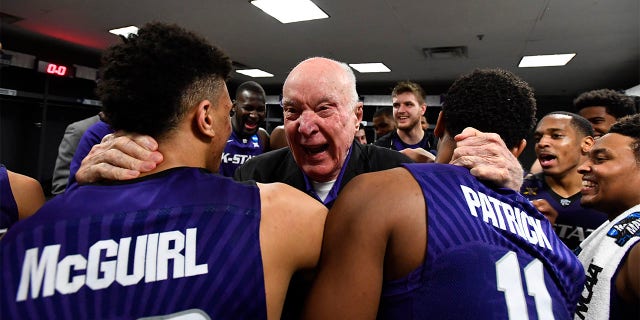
[0,164,19,236]
[378,164,585,319]
[1,167,267,319]
[219,131,264,177]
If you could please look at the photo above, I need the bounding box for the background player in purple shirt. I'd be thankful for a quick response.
[219,81,270,177]
[522,112,607,250]
[305,69,585,319]
[1,22,326,319]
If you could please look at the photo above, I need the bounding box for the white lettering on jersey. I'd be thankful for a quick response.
[554,224,594,242]
[460,185,553,250]
[16,228,208,301]
[221,153,255,165]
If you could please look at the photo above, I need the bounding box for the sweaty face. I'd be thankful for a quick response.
[533,115,586,178]
[282,61,360,182]
[578,106,618,138]
[393,92,426,131]
[232,89,266,137]
[578,133,640,217]
[373,115,395,137]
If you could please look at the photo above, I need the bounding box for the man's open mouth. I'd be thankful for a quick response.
[305,144,329,155]
[538,153,557,166]
[244,122,258,131]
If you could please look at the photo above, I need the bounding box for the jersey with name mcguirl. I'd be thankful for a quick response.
[379,164,585,320]
[0,167,266,319]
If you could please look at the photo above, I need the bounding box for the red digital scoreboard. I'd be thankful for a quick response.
[37,60,72,77]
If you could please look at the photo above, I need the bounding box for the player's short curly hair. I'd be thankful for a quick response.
[97,22,232,138]
[609,113,640,163]
[573,89,636,119]
[442,68,537,149]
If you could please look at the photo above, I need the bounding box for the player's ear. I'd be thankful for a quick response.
[354,101,364,122]
[195,100,216,138]
[434,111,444,138]
[581,136,595,154]
[511,139,527,158]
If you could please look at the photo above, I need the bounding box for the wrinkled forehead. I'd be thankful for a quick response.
[283,75,350,107]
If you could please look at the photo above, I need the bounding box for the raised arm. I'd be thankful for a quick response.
[451,127,524,191]
[74,133,163,184]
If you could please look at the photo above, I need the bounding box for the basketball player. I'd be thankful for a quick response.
[574,114,640,319]
[219,81,270,177]
[0,23,326,319]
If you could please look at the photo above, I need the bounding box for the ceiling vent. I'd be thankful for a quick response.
[422,46,468,59]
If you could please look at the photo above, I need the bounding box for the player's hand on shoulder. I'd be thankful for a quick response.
[451,127,524,191]
[75,132,163,184]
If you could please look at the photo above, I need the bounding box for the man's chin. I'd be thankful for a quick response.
[579,196,598,209]
[241,128,258,137]
[301,164,336,182]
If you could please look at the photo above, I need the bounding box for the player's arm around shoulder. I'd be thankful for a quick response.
[8,170,45,220]
[616,241,640,306]
[304,167,425,320]
[257,182,327,320]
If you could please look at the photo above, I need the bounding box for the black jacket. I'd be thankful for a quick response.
[234,141,412,200]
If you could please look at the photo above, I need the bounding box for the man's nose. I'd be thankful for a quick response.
[537,135,551,147]
[298,111,319,135]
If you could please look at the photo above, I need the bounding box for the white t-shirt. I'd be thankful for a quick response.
[311,180,336,202]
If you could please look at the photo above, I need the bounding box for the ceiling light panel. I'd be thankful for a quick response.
[251,0,329,23]
[236,69,274,77]
[108,26,139,37]
[518,53,576,67]
[349,63,391,73]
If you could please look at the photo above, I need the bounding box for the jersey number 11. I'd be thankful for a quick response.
[496,251,554,320]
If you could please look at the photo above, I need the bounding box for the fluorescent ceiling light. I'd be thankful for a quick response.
[236,69,274,78]
[251,0,329,24]
[109,26,139,37]
[518,53,576,67]
[349,63,391,73]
